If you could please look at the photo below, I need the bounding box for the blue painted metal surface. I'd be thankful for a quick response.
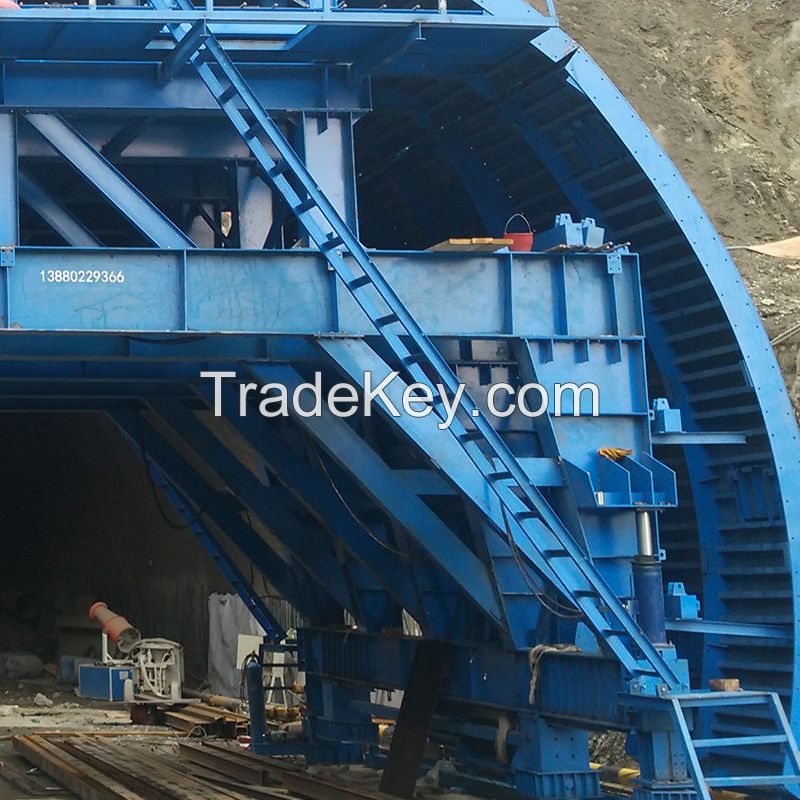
[1,0,799,797]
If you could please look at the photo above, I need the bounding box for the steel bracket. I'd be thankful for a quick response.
[606,250,622,274]
[0,246,14,268]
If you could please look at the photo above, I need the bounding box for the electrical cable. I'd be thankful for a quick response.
[499,503,583,620]
[135,411,220,531]
[306,434,408,559]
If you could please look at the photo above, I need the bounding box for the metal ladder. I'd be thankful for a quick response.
[668,690,800,799]
[148,0,681,689]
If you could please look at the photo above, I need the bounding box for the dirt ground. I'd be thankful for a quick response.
[558,0,800,396]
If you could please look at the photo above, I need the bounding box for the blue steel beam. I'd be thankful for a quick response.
[1,247,628,336]
[23,114,195,249]
[102,118,153,159]
[350,24,424,83]
[2,63,368,113]
[0,337,315,364]
[147,396,427,628]
[111,409,339,622]
[0,112,18,247]
[0,380,187,398]
[18,171,102,248]
[242,364,507,631]
[514,339,589,553]
[469,0,553,21]
[158,19,209,86]
[0,8,556,34]
[111,412,287,640]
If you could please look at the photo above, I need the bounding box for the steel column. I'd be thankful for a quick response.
[0,112,18,246]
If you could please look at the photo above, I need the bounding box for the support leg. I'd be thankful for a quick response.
[380,640,450,798]
[511,716,600,800]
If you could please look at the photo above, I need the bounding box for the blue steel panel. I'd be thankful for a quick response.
[511,253,640,338]
[185,251,332,333]
[9,251,184,331]
[5,248,644,337]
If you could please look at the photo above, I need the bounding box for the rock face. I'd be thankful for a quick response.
[558,0,800,404]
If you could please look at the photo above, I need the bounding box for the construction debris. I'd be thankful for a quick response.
[731,235,800,260]
[33,692,54,707]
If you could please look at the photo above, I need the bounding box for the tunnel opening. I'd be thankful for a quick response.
[0,412,238,682]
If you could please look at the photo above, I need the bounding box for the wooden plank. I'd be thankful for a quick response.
[163,710,214,734]
[428,237,513,252]
[53,740,180,800]
[13,735,144,800]
[36,731,181,738]
[182,764,294,799]
[177,704,226,721]
[201,741,302,776]
[93,738,257,800]
[709,678,741,692]
[744,235,800,259]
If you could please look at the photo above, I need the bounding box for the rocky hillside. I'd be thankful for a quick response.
[557,0,800,402]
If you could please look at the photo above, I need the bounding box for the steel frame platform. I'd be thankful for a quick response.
[1,0,799,797]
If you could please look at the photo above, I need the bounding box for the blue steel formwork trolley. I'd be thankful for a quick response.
[1,0,799,797]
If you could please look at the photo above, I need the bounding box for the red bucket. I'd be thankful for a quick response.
[503,213,534,252]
